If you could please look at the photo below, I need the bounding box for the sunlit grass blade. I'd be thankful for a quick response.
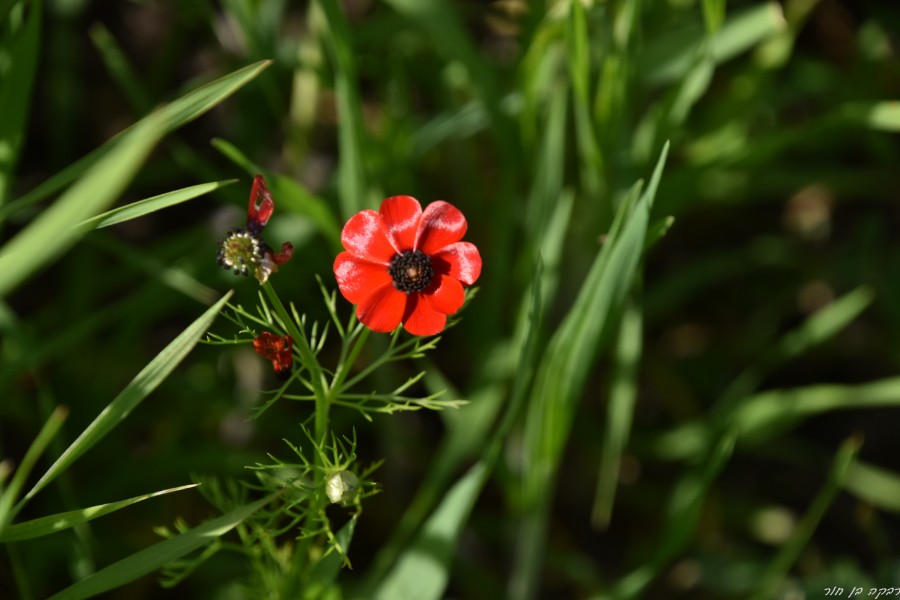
[0,0,40,206]
[78,180,236,230]
[844,458,900,513]
[19,291,233,507]
[1,59,271,221]
[373,463,488,600]
[0,406,68,535]
[592,296,642,528]
[46,493,275,600]
[650,375,900,462]
[837,101,900,132]
[638,2,785,85]
[0,117,162,298]
[512,143,669,599]
[0,484,198,542]
[749,436,861,600]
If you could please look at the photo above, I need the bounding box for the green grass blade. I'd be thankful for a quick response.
[20,291,233,505]
[0,406,67,535]
[837,101,900,132]
[317,0,369,216]
[374,463,488,600]
[749,436,861,600]
[0,484,198,542]
[638,3,785,85]
[592,296,642,528]
[47,493,275,600]
[88,22,152,115]
[78,180,236,231]
[1,59,271,221]
[715,286,873,414]
[512,143,669,599]
[0,117,163,298]
[383,0,511,153]
[651,376,900,462]
[844,459,900,513]
[0,0,40,206]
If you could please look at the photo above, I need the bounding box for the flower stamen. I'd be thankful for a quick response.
[388,250,434,293]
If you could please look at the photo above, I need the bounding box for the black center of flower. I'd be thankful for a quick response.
[388,250,434,293]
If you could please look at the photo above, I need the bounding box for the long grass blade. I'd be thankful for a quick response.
[0,59,271,221]
[0,406,68,535]
[78,180,237,230]
[512,143,669,599]
[20,291,233,506]
[0,484,198,542]
[47,493,275,600]
[592,296,642,528]
[373,463,488,600]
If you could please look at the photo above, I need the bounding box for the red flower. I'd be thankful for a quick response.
[333,196,481,336]
[252,331,294,379]
[217,175,293,284]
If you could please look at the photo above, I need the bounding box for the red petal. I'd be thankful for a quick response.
[402,293,447,336]
[248,174,274,228]
[424,274,465,315]
[380,196,422,252]
[334,253,392,304]
[357,283,406,332]
[273,242,293,265]
[415,201,468,255]
[341,209,395,264]
[432,241,481,286]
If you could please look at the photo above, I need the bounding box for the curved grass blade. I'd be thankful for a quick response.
[19,291,233,507]
[78,180,237,231]
[0,484,198,542]
[47,493,275,600]
[0,59,271,221]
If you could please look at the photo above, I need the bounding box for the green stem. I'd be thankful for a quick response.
[329,326,370,399]
[261,282,328,443]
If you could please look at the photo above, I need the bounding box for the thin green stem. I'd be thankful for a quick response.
[329,326,371,399]
[261,282,329,442]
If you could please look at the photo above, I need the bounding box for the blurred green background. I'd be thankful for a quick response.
[2,0,900,598]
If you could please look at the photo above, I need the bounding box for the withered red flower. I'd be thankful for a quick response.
[252,331,294,379]
[217,175,293,284]
[333,196,481,336]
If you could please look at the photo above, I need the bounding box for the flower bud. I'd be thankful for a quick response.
[325,470,359,505]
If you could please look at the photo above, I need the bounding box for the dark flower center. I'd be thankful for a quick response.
[388,250,434,293]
